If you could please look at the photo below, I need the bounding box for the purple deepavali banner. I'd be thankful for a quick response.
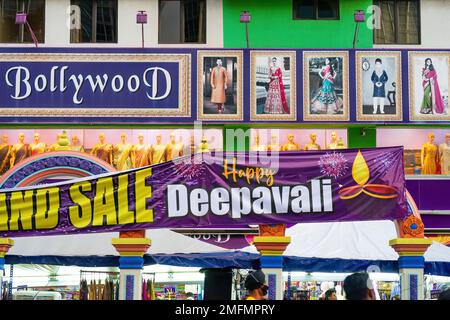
[0,147,407,237]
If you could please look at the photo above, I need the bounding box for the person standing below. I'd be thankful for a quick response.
[210,58,228,114]
[371,58,388,114]
[343,272,376,300]
[244,270,269,300]
[324,289,337,300]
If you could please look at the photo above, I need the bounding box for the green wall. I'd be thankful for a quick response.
[348,126,376,148]
[223,0,373,48]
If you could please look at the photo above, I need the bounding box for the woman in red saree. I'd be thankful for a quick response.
[263,57,289,114]
[420,58,445,115]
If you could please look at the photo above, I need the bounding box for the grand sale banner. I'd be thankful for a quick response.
[0,147,407,237]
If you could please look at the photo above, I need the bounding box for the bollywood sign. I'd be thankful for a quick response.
[0,147,407,237]
[0,53,191,118]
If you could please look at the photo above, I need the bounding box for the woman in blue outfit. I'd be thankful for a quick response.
[371,58,388,114]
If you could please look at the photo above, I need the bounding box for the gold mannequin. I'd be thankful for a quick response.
[49,133,61,152]
[165,132,184,161]
[251,134,266,152]
[10,132,30,166]
[304,133,321,150]
[70,135,85,152]
[149,134,167,164]
[0,134,12,174]
[421,133,439,174]
[113,133,133,170]
[197,136,210,153]
[439,133,450,175]
[91,133,113,164]
[281,133,300,151]
[267,135,280,152]
[30,132,47,156]
[327,131,339,149]
[132,133,149,168]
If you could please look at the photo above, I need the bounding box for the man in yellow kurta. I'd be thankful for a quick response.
[210,58,228,114]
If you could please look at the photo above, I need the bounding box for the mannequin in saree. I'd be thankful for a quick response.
[30,132,47,156]
[149,134,167,164]
[10,132,31,167]
[281,133,300,151]
[439,133,450,175]
[327,131,339,149]
[132,133,149,168]
[70,135,85,152]
[0,134,11,174]
[421,132,439,174]
[267,134,280,152]
[251,133,266,152]
[304,133,321,150]
[90,133,113,164]
[197,136,210,153]
[165,132,184,161]
[113,133,133,170]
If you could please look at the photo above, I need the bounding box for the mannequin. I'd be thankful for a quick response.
[149,134,167,164]
[327,131,339,149]
[132,133,149,168]
[189,135,197,155]
[49,133,61,152]
[197,136,210,153]
[304,133,321,150]
[30,132,47,156]
[70,135,85,152]
[90,133,113,164]
[10,132,30,166]
[165,132,184,161]
[371,58,388,114]
[439,133,450,175]
[210,58,228,113]
[421,133,439,174]
[251,134,266,152]
[267,135,280,152]
[281,133,300,151]
[0,134,11,174]
[113,133,133,170]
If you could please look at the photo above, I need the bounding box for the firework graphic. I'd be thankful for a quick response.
[174,160,205,179]
[318,152,349,179]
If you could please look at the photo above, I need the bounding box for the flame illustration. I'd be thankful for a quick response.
[352,151,370,186]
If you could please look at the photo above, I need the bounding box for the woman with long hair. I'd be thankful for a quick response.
[263,57,289,114]
[420,58,445,114]
[311,58,342,114]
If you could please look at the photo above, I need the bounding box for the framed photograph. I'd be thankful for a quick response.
[197,51,243,121]
[250,51,297,121]
[303,51,349,121]
[409,52,450,121]
[356,51,402,121]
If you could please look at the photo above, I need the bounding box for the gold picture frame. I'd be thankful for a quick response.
[250,51,297,121]
[409,51,450,121]
[303,51,349,121]
[356,51,402,121]
[197,50,244,121]
[0,53,191,118]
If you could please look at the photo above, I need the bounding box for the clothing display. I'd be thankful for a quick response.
[91,141,113,164]
[421,142,439,174]
[264,65,289,114]
[0,142,11,174]
[439,141,450,174]
[113,143,133,170]
[211,64,228,113]
[421,64,445,114]
[371,70,388,98]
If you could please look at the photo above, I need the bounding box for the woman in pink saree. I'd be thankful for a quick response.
[420,58,445,114]
[263,57,289,114]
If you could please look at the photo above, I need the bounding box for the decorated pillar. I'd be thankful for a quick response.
[112,230,150,300]
[390,216,432,300]
[0,239,13,300]
[253,224,291,300]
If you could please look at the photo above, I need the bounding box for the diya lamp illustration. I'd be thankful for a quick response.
[338,151,399,213]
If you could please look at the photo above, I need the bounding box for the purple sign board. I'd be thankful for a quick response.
[0,147,407,237]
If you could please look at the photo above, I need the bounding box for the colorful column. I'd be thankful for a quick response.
[389,238,432,300]
[0,239,13,300]
[253,225,291,300]
[112,231,151,300]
